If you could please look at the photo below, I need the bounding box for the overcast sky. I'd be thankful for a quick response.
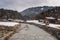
[0,0,60,12]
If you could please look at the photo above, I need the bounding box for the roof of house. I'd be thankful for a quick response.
[58,19,60,20]
[46,17,55,19]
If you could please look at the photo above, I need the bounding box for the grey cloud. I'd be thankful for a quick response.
[0,0,59,12]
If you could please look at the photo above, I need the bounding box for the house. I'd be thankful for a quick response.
[38,19,45,22]
[45,17,56,23]
[55,16,60,24]
[56,19,60,24]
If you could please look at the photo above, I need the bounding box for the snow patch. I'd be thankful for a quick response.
[26,20,60,29]
[26,20,45,25]
[0,22,19,26]
[48,24,60,28]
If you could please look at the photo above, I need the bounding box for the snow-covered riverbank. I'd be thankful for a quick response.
[26,20,60,29]
[0,22,19,26]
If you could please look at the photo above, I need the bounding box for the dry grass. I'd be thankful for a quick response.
[4,24,20,40]
[0,24,20,40]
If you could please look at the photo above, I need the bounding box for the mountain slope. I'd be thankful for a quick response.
[21,6,54,20]
[35,7,60,19]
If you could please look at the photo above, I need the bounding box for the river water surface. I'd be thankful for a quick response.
[9,23,57,40]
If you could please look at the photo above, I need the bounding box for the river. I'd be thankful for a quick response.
[9,23,57,40]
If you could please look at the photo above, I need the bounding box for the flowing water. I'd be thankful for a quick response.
[9,23,57,40]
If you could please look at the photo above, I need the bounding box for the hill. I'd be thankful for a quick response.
[21,6,54,20]
[0,8,24,20]
[35,7,60,19]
